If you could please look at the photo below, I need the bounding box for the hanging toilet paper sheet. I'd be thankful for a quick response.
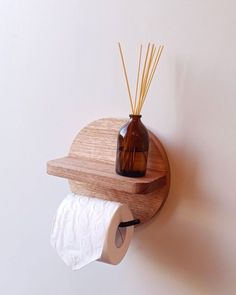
[50,193,134,270]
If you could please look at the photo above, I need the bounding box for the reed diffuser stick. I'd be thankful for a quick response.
[118,42,164,115]
[138,43,150,107]
[118,43,134,114]
[137,44,156,114]
[134,45,142,115]
[142,45,164,104]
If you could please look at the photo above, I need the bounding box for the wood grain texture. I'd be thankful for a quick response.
[47,118,170,224]
[47,156,166,194]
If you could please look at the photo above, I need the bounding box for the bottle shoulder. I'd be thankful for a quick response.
[118,119,149,143]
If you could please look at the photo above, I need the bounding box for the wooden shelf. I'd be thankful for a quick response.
[47,156,166,194]
[47,118,170,224]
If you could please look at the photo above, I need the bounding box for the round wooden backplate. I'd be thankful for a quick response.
[68,118,170,224]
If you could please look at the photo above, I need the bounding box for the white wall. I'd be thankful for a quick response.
[0,0,236,294]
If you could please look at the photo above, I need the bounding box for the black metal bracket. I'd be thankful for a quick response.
[119,219,140,227]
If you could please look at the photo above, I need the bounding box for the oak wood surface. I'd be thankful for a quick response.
[47,156,166,194]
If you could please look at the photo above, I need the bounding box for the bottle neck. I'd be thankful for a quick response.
[129,114,142,121]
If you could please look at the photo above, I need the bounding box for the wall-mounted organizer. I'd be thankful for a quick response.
[47,118,170,224]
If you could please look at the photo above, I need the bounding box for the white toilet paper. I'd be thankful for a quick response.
[50,193,134,270]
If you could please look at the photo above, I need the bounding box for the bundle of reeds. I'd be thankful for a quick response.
[118,42,164,114]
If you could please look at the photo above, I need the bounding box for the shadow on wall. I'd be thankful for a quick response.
[134,59,234,294]
[135,148,228,294]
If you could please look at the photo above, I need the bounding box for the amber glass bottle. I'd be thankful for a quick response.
[115,115,149,177]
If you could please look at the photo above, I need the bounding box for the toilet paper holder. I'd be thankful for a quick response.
[47,118,170,225]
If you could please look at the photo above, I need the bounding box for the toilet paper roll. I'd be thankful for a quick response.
[50,193,134,270]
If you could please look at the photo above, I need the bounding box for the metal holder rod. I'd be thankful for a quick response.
[119,219,140,227]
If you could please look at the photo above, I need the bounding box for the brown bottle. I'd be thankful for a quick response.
[115,114,149,177]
